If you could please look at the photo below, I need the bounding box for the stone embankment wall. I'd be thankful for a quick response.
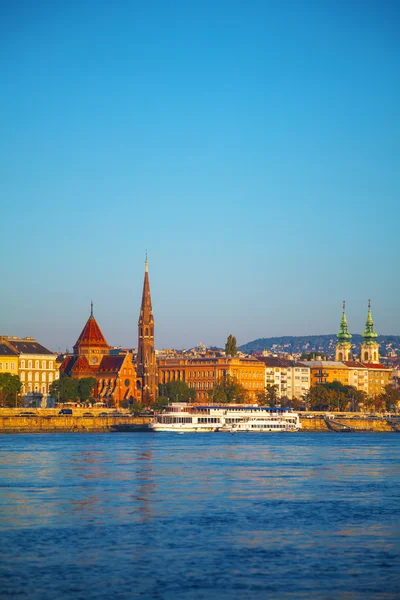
[0,414,150,433]
[300,417,397,432]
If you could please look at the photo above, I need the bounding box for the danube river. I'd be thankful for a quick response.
[0,433,399,599]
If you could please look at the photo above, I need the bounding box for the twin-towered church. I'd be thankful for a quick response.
[335,300,380,364]
[61,259,158,404]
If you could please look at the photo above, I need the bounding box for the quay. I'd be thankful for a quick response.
[0,409,399,433]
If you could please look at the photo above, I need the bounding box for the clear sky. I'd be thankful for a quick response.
[1,0,399,352]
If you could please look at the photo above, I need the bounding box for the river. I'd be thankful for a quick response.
[0,432,399,599]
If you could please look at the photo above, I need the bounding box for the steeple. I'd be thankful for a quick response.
[335,301,352,362]
[361,300,379,364]
[137,257,157,401]
[73,303,110,366]
[362,299,378,343]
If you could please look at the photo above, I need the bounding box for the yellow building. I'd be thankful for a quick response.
[0,340,19,375]
[302,361,351,388]
[5,337,58,397]
[158,356,265,402]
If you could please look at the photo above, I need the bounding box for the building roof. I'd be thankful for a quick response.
[257,356,292,368]
[361,363,390,371]
[97,355,126,374]
[7,339,55,355]
[73,314,109,350]
[71,355,97,376]
[343,361,366,368]
[300,360,347,367]
[0,343,18,357]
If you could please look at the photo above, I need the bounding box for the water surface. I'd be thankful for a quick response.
[0,433,399,599]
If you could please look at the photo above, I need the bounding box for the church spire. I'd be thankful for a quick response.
[137,258,157,401]
[335,301,352,362]
[337,301,352,343]
[360,300,379,364]
[90,301,93,317]
[362,299,378,343]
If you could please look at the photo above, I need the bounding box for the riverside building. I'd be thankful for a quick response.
[158,356,265,402]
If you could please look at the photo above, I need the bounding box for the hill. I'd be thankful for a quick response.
[239,335,400,358]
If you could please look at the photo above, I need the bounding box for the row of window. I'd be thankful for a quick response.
[0,363,16,370]
[20,372,54,382]
[20,360,54,370]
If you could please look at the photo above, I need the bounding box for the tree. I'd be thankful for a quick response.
[0,373,22,407]
[257,385,279,407]
[378,384,400,412]
[225,334,238,357]
[158,381,196,403]
[208,375,247,404]
[77,378,97,403]
[50,376,79,403]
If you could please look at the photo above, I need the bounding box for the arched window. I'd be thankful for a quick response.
[42,384,46,394]
[20,372,25,381]
[338,352,343,361]
[49,362,53,370]
[28,372,32,382]
[42,372,46,382]
[364,352,368,361]
[35,373,39,382]
[42,361,46,369]
[35,360,39,369]
[28,360,32,369]
[140,327,143,336]
[28,383,32,392]
[48,373,53,383]
[21,360,25,369]
[373,352,377,361]
[145,327,148,336]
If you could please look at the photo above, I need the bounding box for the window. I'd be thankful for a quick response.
[5,363,8,370]
[28,360,32,368]
[42,372,46,382]
[35,373,39,382]
[21,360,25,368]
[35,360,39,369]
[28,372,32,381]
[11,363,15,370]
[42,361,46,369]
[49,362,53,370]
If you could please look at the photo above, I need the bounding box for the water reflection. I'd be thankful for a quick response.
[0,433,399,599]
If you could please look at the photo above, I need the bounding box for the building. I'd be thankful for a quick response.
[158,356,265,402]
[4,336,58,397]
[0,341,19,375]
[73,302,111,368]
[335,302,352,361]
[137,258,158,401]
[61,305,139,407]
[96,353,137,404]
[360,301,380,364]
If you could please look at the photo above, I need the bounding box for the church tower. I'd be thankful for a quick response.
[137,258,157,401]
[335,301,352,362]
[73,302,110,367]
[360,300,379,364]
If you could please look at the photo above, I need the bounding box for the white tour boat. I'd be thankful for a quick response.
[149,403,302,432]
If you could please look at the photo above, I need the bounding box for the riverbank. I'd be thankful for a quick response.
[0,413,399,433]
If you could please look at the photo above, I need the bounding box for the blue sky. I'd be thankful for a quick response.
[1,0,399,351]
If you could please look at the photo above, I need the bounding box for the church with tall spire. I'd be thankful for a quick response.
[137,257,158,401]
[360,300,379,364]
[335,301,352,361]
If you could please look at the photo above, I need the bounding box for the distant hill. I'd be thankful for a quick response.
[239,335,400,358]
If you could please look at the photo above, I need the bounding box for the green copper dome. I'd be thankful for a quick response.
[362,300,378,344]
[336,301,352,345]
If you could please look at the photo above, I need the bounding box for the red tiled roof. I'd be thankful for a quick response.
[71,355,96,375]
[343,361,366,367]
[361,363,391,370]
[97,355,125,374]
[74,316,109,349]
